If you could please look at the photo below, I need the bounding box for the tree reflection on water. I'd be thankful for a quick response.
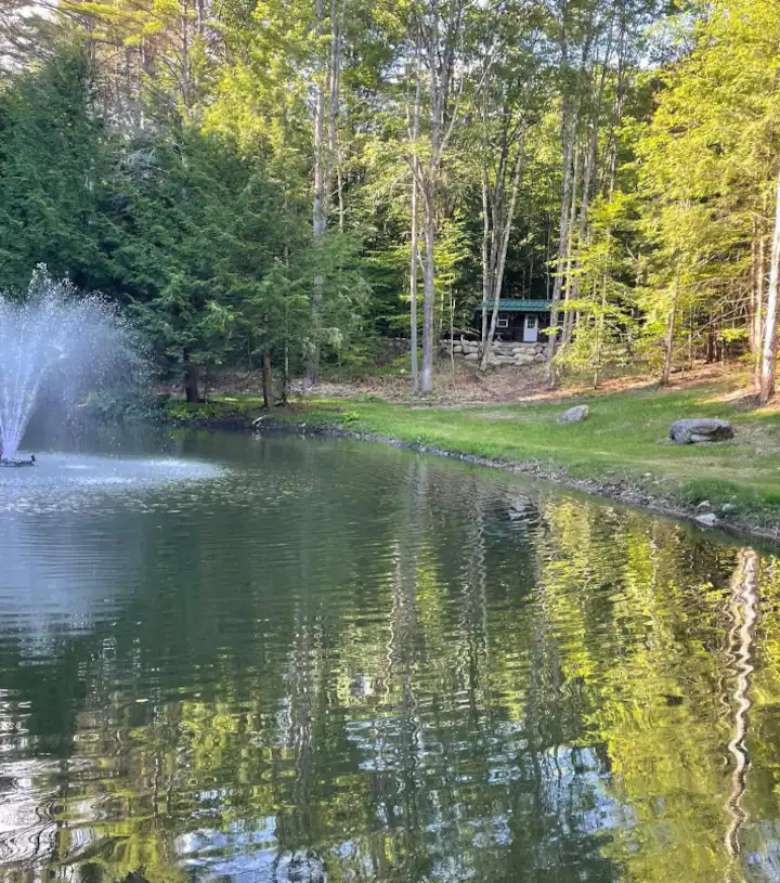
[0,434,779,881]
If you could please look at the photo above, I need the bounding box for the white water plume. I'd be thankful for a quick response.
[0,267,136,460]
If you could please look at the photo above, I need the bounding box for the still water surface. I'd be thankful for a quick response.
[0,430,779,882]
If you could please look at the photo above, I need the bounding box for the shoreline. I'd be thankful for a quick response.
[249,416,780,547]
[164,372,780,548]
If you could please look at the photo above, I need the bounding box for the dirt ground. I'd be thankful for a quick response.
[208,359,742,407]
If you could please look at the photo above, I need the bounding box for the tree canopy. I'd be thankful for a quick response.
[1,0,779,398]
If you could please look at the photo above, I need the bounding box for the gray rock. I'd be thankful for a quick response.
[669,418,734,445]
[464,352,479,361]
[695,512,719,528]
[558,404,590,424]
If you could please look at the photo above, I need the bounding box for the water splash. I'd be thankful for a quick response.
[0,267,136,460]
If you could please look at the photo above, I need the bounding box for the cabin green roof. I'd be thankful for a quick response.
[475,298,552,313]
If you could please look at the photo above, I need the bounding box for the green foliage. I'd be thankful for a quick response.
[79,388,166,422]
[0,42,120,292]
[0,36,370,397]
[629,0,780,372]
[116,128,287,379]
[163,397,264,426]
[2,0,780,395]
[556,191,644,381]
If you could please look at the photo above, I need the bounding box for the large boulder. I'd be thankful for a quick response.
[669,418,734,445]
[558,404,589,424]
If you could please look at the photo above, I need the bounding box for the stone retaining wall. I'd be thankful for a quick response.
[445,338,546,368]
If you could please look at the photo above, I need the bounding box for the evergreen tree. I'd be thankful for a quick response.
[0,42,119,293]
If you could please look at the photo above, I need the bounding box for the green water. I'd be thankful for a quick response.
[0,430,779,882]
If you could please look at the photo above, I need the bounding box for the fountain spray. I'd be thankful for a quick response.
[0,267,136,461]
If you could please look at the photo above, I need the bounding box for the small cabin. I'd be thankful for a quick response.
[473,299,553,343]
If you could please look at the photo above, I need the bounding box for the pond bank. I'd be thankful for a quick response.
[165,379,780,544]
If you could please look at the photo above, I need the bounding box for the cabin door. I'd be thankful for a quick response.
[523,315,538,343]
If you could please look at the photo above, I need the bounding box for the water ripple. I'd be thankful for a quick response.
[0,434,777,881]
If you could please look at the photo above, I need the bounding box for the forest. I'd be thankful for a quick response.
[1,0,779,403]
[5,4,780,879]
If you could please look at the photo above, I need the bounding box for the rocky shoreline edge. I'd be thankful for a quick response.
[250,415,780,548]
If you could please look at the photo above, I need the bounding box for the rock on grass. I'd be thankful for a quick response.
[669,418,734,444]
[558,405,589,424]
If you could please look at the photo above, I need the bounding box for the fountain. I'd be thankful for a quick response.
[0,267,137,463]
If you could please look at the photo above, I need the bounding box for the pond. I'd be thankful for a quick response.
[0,429,779,882]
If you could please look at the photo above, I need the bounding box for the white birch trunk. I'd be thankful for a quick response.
[758,169,780,404]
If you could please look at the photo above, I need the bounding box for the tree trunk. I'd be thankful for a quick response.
[449,288,455,384]
[305,0,328,387]
[408,56,421,394]
[282,338,289,406]
[262,350,273,408]
[560,142,581,348]
[545,96,577,387]
[758,169,780,405]
[413,0,464,395]
[565,120,598,346]
[409,172,420,393]
[481,146,524,371]
[706,330,717,363]
[184,355,200,403]
[566,11,614,351]
[660,271,679,386]
[421,187,436,394]
[593,270,608,388]
[328,0,341,219]
[750,234,759,353]
[419,40,439,398]
[752,233,766,390]
[480,165,491,354]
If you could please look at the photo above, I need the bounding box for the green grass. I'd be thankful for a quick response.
[164,396,264,426]
[272,380,780,532]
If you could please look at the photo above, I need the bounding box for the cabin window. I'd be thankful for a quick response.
[497,318,509,329]
[526,316,537,329]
